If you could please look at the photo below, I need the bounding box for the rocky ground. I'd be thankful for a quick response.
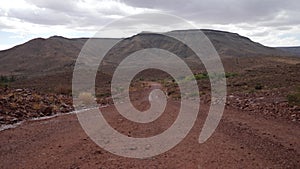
[226,91,300,122]
[161,80,300,123]
[1,83,299,127]
[0,83,299,169]
[0,88,73,125]
[0,66,299,168]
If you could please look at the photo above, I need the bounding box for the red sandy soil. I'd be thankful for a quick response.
[1,105,299,169]
[0,84,299,169]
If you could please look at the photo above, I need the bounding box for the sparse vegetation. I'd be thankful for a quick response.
[184,73,208,81]
[78,92,95,105]
[225,72,238,78]
[183,72,238,82]
[255,83,263,90]
[54,84,72,95]
[96,92,111,98]
[32,103,43,110]
[287,87,300,106]
[0,75,16,87]
[194,73,209,80]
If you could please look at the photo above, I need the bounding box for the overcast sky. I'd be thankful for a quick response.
[1,0,300,50]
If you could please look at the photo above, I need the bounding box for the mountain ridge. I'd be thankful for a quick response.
[0,29,297,76]
[276,46,300,56]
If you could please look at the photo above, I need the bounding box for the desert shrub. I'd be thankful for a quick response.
[0,75,9,83]
[32,103,43,110]
[184,73,208,82]
[54,85,72,95]
[194,73,209,80]
[287,90,300,106]
[254,83,263,90]
[116,86,124,93]
[187,92,199,98]
[185,72,237,81]
[78,92,95,105]
[0,75,16,87]
[225,72,238,78]
[96,92,111,98]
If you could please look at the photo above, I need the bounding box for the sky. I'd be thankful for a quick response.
[0,0,300,50]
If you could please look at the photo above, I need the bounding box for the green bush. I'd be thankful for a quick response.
[225,72,238,78]
[183,72,237,82]
[194,73,209,80]
[287,91,300,106]
[184,73,208,81]
[0,75,16,87]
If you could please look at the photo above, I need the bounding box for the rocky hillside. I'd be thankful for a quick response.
[277,46,300,56]
[0,36,87,75]
[200,29,288,57]
[0,29,293,76]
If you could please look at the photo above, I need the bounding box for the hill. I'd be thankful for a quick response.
[0,29,293,76]
[277,46,300,56]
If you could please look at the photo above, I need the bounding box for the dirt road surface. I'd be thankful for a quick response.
[0,84,299,169]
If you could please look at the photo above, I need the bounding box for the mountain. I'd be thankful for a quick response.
[0,36,87,75]
[0,29,294,76]
[199,29,288,57]
[277,46,300,56]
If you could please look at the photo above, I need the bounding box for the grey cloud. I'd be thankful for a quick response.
[122,0,300,26]
[7,8,72,25]
[26,0,129,16]
[250,31,270,37]
[276,26,293,31]
[14,0,300,30]
[258,11,300,27]
[15,0,134,28]
[0,22,13,29]
[1,0,299,46]
[25,0,80,14]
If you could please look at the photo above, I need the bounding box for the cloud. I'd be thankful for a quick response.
[25,0,80,13]
[0,0,299,49]
[7,8,72,25]
[1,0,159,28]
[121,0,300,46]
[122,0,300,25]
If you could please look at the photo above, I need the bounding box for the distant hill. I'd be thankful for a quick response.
[276,46,300,56]
[0,29,294,76]
[0,36,87,75]
[200,29,288,57]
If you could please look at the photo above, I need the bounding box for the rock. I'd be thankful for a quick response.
[12,118,18,123]
[61,103,68,108]
[145,144,151,150]
[0,88,73,125]
[42,107,53,116]
[129,146,137,150]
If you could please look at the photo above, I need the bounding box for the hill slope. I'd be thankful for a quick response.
[0,36,87,75]
[0,29,293,76]
[277,46,300,56]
